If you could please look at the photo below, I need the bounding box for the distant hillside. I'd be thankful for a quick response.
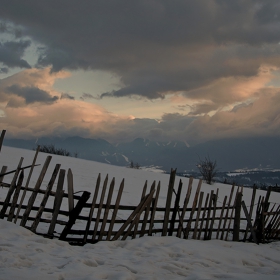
[3,136,280,172]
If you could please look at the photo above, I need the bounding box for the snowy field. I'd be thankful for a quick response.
[1,145,280,280]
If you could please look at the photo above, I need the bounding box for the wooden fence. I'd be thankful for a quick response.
[0,130,280,245]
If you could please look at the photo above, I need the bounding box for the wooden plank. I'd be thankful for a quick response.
[20,156,52,227]
[198,193,210,240]
[265,205,280,239]
[7,170,24,221]
[168,179,182,236]
[162,169,176,236]
[264,203,276,230]
[242,200,258,244]
[67,169,74,212]
[204,190,214,240]
[233,192,242,241]
[208,188,219,240]
[216,195,227,239]
[0,130,6,153]
[225,186,241,241]
[121,189,155,240]
[220,184,235,240]
[192,191,204,239]
[142,180,148,198]
[270,212,280,239]
[0,166,8,183]
[48,169,65,236]
[107,179,125,240]
[0,157,24,219]
[14,146,40,223]
[98,178,115,241]
[92,175,108,240]
[185,179,202,239]
[133,180,149,237]
[112,190,155,241]
[83,173,101,243]
[30,164,61,232]
[177,177,193,238]
[148,181,160,236]
[264,186,272,212]
[140,181,156,237]
[243,185,256,241]
[59,191,91,241]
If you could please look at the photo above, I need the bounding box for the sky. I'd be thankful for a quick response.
[0,0,280,145]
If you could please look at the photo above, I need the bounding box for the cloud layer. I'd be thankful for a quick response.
[0,1,280,144]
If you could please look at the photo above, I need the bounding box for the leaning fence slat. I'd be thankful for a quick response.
[216,195,227,239]
[225,186,240,241]
[140,181,156,237]
[112,191,155,241]
[99,178,115,241]
[169,179,182,236]
[67,169,74,212]
[83,174,101,243]
[133,181,149,237]
[112,194,149,241]
[148,182,160,236]
[92,175,108,241]
[198,193,210,240]
[242,200,258,244]
[177,177,193,238]
[121,189,155,240]
[0,157,23,219]
[233,192,242,241]
[204,190,214,240]
[14,146,40,224]
[208,189,219,240]
[162,169,176,236]
[220,184,235,240]
[0,130,6,153]
[266,205,280,239]
[48,169,65,236]
[59,191,91,241]
[7,170,24,221]
[20,156,52,227]
[185,179,202,239]
[243,185,256,241]
[30,164,61,232]
[192,191,204,239]
[107,179,125,240]
[0,166,8,183]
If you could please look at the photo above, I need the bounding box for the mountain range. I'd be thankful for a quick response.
[3,136,280,172]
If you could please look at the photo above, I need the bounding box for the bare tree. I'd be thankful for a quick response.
[197,156,218,184]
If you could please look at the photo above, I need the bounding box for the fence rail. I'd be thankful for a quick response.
[0,129,280,245]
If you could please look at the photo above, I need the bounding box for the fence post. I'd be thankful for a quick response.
[233,192,242,241]
[162,169,176,236]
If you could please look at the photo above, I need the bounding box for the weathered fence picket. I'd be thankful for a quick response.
[0,129,280,246]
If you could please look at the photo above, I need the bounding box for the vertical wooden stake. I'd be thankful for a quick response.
[233,192,242,241]
[83,174,101,243]
[20,156,52,227]
[67,169,74,212]
[0,157,23,219]
[14,146,40,223]
[162,169,176,236]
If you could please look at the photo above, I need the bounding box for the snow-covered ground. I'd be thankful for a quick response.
[1,145,280,279]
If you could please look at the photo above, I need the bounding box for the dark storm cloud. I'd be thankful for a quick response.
[6,84,58,104]
[61,93,75,100]
[1,0,280,99]
[0,40,31,69]
[80,92,95,100]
